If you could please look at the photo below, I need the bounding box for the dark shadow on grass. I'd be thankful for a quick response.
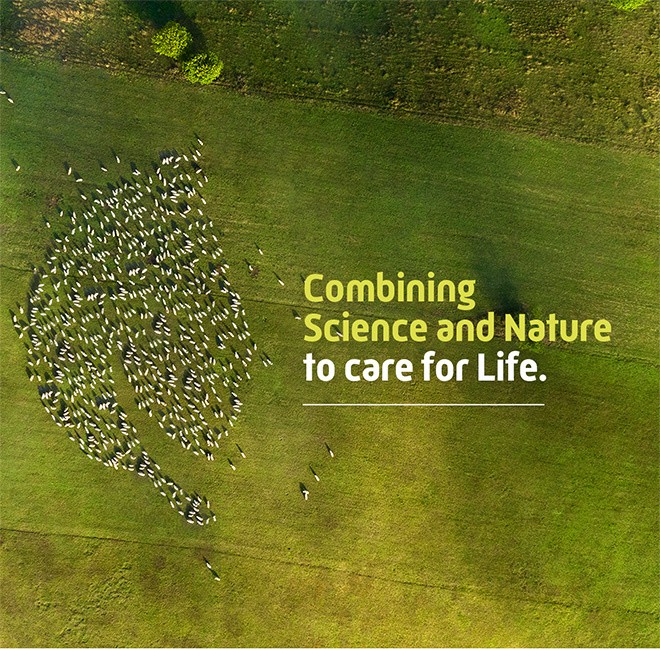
[123,0,186,28]
[471,245,525,316]
[122,0,206,52]
[0,0,22,41]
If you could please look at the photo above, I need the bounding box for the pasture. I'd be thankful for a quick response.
[0,53,658,646]
[1,0,657,150]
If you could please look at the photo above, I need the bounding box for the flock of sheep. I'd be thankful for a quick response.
[11,139,266,526]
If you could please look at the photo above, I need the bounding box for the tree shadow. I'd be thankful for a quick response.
[471,245,525,316]
[0,0,22,40]
[123,0,185,28]
[122,1,206,51]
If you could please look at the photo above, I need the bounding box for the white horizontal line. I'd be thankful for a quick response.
[302,403,545,407]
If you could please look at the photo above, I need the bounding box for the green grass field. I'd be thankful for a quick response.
[0,52,658,646]
[1,0,657,150]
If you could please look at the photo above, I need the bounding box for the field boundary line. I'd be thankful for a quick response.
[0,48,654,156]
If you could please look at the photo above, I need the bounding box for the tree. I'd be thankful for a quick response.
[609,0,650,9]
[182,53,224,85]
[151,21,191,60]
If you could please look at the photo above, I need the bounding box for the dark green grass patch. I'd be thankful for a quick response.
[1,0,657,149]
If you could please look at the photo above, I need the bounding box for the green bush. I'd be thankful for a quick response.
[151,21,192,60]
[609,0,650,9]
[182,53,224,85]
